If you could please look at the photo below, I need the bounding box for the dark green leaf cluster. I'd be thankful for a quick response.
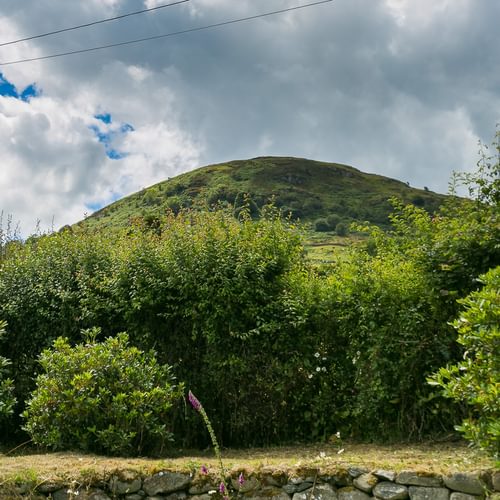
[429,267,500,457]
[0,320,16,420]
[314,217,349,236]
[22,331,183,456]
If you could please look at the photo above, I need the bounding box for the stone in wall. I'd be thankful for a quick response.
[444,473,487,496]
[373,481,409,500]
[374,471,398,483]
[409,486,450,500]
[231,474,261,493]
[492,472,500,493]
[450,493,484,500]
[349,468,370,479]
[292,483,338,500]
[143,471,191,497]
[248,486,292,500]
[398,472,443,487]
[338,485,372,500]
[109,470,142,496]
[353,473,379,493]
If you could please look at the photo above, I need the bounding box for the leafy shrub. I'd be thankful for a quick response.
[335,222,349,236]
[233,192,260,219]
[23,330,183,456]
[0,320,16,420]
[314,218,330,232]
[281,206,302,220]
[318,252,459,440]
[1,211,308,446]
[0,230,121,413]
[326,214,341,229]
[428,267,500,456]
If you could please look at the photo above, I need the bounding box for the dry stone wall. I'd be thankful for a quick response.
[2,466,499,500]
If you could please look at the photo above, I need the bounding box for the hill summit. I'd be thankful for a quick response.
[81,156,445,230]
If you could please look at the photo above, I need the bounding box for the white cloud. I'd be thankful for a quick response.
[0,0,498,236]
[0,60,200,235]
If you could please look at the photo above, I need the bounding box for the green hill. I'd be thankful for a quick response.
[79,156,446,230]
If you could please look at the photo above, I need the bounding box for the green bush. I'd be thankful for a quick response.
[233,192,260,220]
[428,266,500,457]
[335,222,349,236]
[0,320,16,421]
[23,330,183,456]
[0,229,121,412]
[326,214,341,229]
[314,218,330,232]
[318,252,458,439]
[1,211,308,446]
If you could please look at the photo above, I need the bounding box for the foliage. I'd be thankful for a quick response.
[428,267,500,457]
[314,218,331,232]
[450,127,499,206]
[0,136,498,449]
[233,192,260,220]
[369,129,500,303]
[23,330,183,456]
[78,157,445,231]
[326,214,341,229]
[0,229,120,413]
[0,320,16,420]
[0,211,311,446]
[335,222,349,236]
[306,252,460,440]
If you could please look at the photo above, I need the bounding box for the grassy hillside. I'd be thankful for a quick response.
[79,156,446,231]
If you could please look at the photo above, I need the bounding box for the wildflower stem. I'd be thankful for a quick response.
[188,390,227,493]
[199,405,226,485]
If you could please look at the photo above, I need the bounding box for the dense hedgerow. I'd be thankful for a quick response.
[0,320,16,422]
[23,331,183,456]
[0,132,498,451]
[429,266,500,457]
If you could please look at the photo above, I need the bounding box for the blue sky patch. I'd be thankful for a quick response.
[95,112,112,124]
[90,112,134,160]
[0,73,40,101]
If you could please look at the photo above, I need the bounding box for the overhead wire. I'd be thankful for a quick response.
[0,0,333,67]
[0,0,190,47]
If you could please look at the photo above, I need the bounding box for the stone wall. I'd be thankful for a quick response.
[3,466,499,500]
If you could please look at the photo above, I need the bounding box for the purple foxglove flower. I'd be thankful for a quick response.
[201,465,208,475]
[219,482,226,494]
[188,390,202,411]
[238,473,245,485]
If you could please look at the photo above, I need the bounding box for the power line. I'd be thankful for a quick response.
[0,0,333,67]
[0,0,190,48]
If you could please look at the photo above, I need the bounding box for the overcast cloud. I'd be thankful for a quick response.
[0,0,499,235]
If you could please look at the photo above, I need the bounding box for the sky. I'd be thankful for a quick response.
[0,0,499,235]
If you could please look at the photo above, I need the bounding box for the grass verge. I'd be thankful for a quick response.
[0,441,496,487]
